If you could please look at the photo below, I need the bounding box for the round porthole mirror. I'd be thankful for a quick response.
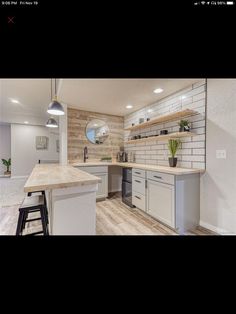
[86,119,109,144]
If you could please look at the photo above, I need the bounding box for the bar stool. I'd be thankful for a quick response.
[27,191,49,224]
[16,194,49,236]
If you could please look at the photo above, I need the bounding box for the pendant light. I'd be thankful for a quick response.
[47,79,65,116]
[46,117,58,128]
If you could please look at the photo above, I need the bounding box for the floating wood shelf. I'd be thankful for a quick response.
[125,132,197,144]
[124,109,198,131]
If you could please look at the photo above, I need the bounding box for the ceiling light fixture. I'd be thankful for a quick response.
[126,105,133,109]
[24,121,29,124]
[181,95,187,100]
[153,88,163,94]
[147,109,152,113]
[46,117,58,128]
[11,99,20,104]
[47,79,65,116]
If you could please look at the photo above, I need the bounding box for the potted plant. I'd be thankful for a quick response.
[1,158,11,175]
[168,139,180,167]
[178,119,190,132]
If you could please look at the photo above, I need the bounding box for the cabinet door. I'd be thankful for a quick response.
[147,180,175,228]
[96,173,108,199]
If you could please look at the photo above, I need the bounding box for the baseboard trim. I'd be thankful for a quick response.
[199,220,235,235]
[10,175,28,180]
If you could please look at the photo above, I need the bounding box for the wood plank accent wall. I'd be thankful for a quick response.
[68,108,124,162]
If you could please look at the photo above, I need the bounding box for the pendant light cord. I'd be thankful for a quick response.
[55,79,57,98]
[51,79,52,101]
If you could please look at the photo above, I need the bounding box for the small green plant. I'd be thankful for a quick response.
[178,119,190,128]
[1,158,11,173]
[101,156,112,161]
[168,139,180,158]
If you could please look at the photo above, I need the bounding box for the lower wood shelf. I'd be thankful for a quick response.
[125,131,197,144]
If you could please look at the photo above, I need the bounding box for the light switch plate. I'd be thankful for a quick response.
[216,150,226,159]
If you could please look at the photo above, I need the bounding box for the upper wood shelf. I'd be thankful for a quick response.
[124,131,197,144]
[124,109,198,131]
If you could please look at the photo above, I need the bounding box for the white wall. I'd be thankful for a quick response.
[200,79,236,234]
[0,125,11,175]
[11,124,59,177]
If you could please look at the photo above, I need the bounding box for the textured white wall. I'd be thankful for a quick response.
[11,124,59,177]
[200,79,236,234]
[0,125,11,175]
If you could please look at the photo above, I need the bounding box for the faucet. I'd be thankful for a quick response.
[83,146,88,163]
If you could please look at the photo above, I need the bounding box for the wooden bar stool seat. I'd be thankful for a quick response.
[16,195,49,236]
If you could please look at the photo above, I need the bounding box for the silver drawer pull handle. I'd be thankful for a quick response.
[154,175,162,179]
[135,172,141,174]
[135,180,141,183]
[135,195,141,200]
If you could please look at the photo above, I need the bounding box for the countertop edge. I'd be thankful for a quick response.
[71,162,205,175]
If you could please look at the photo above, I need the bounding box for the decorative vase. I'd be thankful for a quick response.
[169,157,177,167]
[179,126,190,132]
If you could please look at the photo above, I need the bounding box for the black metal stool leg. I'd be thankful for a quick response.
[16,210,24,235]
[40,206,49,235]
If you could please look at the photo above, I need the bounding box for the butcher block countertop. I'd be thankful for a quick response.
[24,164,101,193]
[70,161,205,175]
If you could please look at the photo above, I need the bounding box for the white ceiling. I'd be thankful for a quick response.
[0,79,201,125]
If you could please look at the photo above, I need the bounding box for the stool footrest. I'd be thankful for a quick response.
[24,231,44,236]
[25,217,41,223]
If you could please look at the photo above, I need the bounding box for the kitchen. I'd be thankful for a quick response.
[0,79,235,235]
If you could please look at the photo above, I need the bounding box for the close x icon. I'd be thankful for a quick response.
[7,16,15,24]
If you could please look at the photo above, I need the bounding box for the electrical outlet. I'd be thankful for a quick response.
[216,150,226,159]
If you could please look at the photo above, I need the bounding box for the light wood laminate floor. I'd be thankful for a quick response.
[0,193,215,236]
[96,193,215,235]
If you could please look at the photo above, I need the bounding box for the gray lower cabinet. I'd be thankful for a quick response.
[147,179,175,228]
[132,168,200,233]
[75,166,108,200]
[96,172,108,199]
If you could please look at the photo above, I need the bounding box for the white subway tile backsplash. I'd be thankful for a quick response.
[182,141,205,149]
[192,162,205,169]
[193,92,206,102]
[124,82,206,170]
[193,148,205,155]
[193,80,206,88]
[178,161,192,168]
[182,155,205,162]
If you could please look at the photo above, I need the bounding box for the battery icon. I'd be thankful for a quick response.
[227,1,234,4]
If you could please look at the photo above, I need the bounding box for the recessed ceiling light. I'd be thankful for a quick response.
[147,109,152,113]
[126,105,133,109]
[94,124,98,127]
[181,95,187,100]
[153,88,163,94]
[11,99,20,104]
[24,121,29,124]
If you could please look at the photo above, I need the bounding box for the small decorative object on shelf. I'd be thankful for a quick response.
[168,139,181,167]
[178,119,190,132]
[160,129,168,135]
[100,156,112,162]
[139,118,144,124]
[146,117,150,121]
[1,158,11,175]
[132,123,135,126]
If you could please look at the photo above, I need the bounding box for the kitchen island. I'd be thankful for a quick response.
[24,164,101,235]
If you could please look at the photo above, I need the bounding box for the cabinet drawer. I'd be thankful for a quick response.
[147,171,174,185]
[132,191,146,211]
[132,168,146,178]
[132,176,146,195]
